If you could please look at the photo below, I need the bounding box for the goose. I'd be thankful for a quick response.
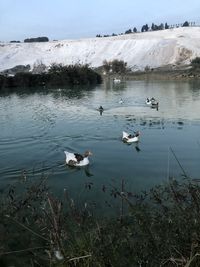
[64,150,92,166]
[122,131,140,143]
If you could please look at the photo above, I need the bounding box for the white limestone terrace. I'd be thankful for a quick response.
[0,27,200,72]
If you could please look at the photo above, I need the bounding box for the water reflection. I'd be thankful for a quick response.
[103,77,127,91]
[0,80,200,197]
[0,84,96,100]
[134,143,141,152]
[66,164,93,177]
[123,140,141,152]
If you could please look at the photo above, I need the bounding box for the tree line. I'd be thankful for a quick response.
[10,36,49,43]
[96,21,195,37]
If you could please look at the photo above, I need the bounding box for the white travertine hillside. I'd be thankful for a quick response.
[1,27,200,72]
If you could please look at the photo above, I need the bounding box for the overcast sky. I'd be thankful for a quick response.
[0,0,200,41]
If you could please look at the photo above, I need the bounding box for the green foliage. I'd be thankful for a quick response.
[112,59,127,73]
[1,178,200,266]
[24,36,49,42]
[10,40,21,43]
[48,63,102,85]
[191,57,200,69]
[133,27,137,33]
[141,24,149,32]
[125,29,132,34]
[165,22,169,29]
[183,21,189,27]
[151,22,165,31]
[102,59,127,74]
[0,64,102,89]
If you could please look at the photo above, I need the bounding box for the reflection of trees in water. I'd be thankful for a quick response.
[104,78,126,91]
[125,116,136,123]
[144,119,184,129]
[124,115,185,130]
[0,85,97,101]
[51,86,95,100]
[190,80,200,99]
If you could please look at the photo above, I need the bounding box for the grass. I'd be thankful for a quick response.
[1,175,200,266]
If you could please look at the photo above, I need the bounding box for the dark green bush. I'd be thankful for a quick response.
[0,64,102,90]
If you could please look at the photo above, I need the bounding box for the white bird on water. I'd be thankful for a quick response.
[64,150,92,166]
[122,131,140,143]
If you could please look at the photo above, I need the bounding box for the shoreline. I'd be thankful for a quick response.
[102,68,200,81]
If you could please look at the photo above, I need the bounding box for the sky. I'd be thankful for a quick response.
[0,0,200,42]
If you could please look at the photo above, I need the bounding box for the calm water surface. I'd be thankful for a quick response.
[0,80,200,210]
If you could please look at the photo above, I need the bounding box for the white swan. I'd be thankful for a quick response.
[122,131,140,143]
[64,151,92,166]
[119,98,124,104]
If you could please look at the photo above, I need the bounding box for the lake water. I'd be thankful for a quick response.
[0,79,200,211]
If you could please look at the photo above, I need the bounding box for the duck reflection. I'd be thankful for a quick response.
[134,143,141,152]
[124,140,141,152]
[151,105,159,111]
[84,165,94,177]
[66,164,93,177]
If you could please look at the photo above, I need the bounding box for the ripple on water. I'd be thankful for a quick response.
[0,82,200,195]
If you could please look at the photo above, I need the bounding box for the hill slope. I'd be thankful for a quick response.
[1,27,200,72]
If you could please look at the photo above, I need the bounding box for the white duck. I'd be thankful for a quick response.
[122,131,140,143]
[64,150,92,166]
[113,78,121,83]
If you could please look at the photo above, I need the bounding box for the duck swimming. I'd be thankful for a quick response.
[122,131,140,143]
[146,97,159,106]
[64,151,92,166]
[98,106,104,115]
[98,106,104,110]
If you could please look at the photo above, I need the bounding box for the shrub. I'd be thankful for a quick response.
[1,178,200,266]
[191,57,200,69]
[102,59,127,74]
[0,64,102,89]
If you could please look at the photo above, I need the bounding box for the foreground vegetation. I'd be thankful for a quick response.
[1,175,200,266]
[0,64,102,90]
